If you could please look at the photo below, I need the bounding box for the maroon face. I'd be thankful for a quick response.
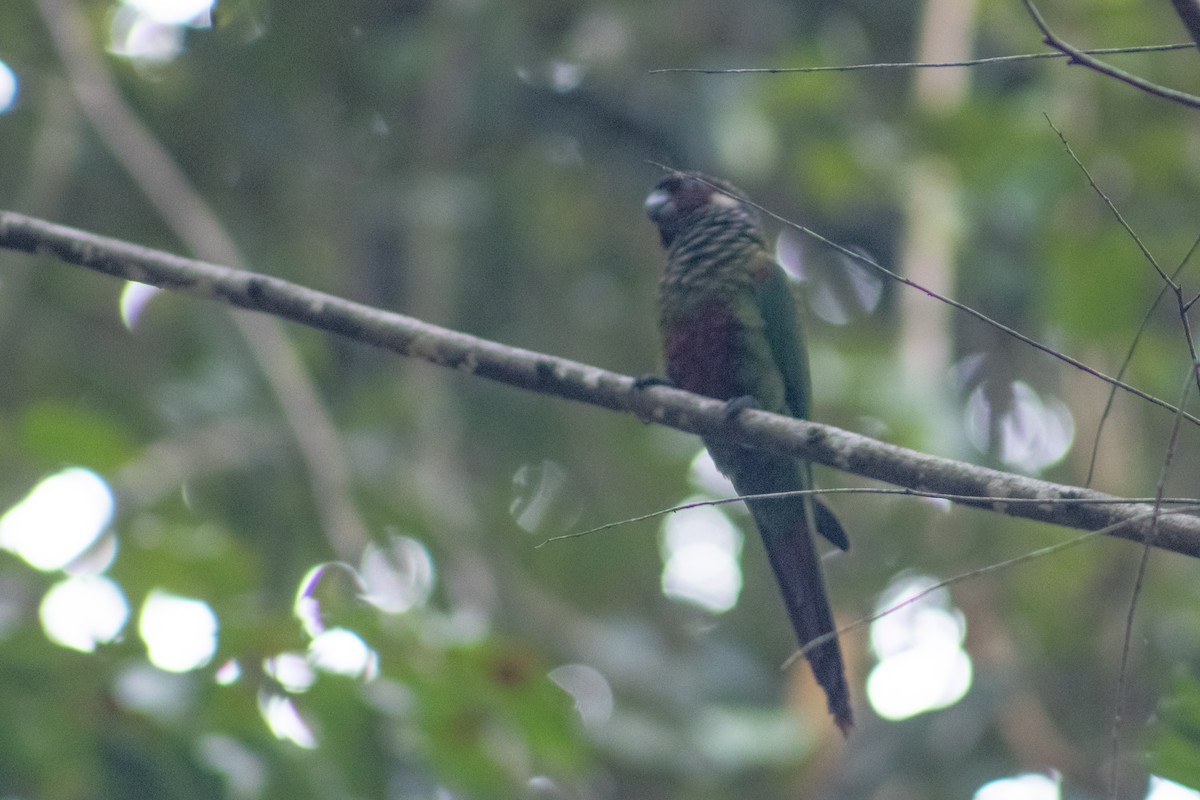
[645,173,725,248]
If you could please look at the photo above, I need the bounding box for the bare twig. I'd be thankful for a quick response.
[1022,0,1200,109]
[539,488,1200,548]
[649,43,1195,74]
[1046,117,1175,290]
[1084,262,1189,487]
[1108,373,1191,798]
[1038,118,1200,796]
[1046,118,1200,488]
[4,210,1200,558]
[789,503,1200,665]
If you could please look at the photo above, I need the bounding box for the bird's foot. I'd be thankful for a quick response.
[631,375,675,424]
[722,395,760,420]
[632,374,674,390]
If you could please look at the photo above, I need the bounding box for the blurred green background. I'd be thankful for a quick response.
[3,0,1200,797]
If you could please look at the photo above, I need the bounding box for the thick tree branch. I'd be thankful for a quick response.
[4,210,1200,558]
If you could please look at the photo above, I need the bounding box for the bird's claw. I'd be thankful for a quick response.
[723,395,760,421]
[633,374,673,390]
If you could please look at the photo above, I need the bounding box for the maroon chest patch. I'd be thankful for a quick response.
[663,301,742,401]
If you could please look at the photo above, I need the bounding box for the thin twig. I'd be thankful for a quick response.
[1044,117,1200,487]
[538,487,1200,548]
[1108,374,1194,799]
[1044,117,1176,290]
[1084,246,1196,486]
[649,43,1195,74]
[1023,0,1200,109]
[1047,112,1200,789]
[787,504,1200,666]
[1045,118,1200,487]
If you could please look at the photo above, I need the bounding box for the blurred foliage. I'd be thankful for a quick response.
[1155,675,1200,790]
[3,0,1200,798]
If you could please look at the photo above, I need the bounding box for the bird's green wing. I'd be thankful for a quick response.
[751,252,811,421]
[752,251,850,552]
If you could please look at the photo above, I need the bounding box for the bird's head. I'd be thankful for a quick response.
[644,171,759,249]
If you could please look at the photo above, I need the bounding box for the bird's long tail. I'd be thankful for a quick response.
[735,462,853,734]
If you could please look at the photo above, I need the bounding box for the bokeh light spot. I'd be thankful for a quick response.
[510,460,579,533]
[115,662,196,719]
[258,692,316,749]
[139,590,218,672]
[214,659,241,685]
[974,772,1060,800]
[360,535,435,614]
[39,575,128,652]
[0,60,18,114]
[687,448,736,497]
[120,0,213,25]
[196,734,267,798]
[109,6,185,62]
[548,663,614,727]
[0,467,115,572]
[294,561,365,637]
[867,574,972,721]
[120,281,162,330]
[660,498,742,613]
[264,651,315,693]
[1148,776,1200,800]
[308,628,378,680]
[964,379,1074,474]
[777,231,884,325]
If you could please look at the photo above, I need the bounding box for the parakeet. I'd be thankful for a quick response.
[645,171,853,734]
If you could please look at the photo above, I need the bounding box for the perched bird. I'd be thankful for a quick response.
[645,171,852,733]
